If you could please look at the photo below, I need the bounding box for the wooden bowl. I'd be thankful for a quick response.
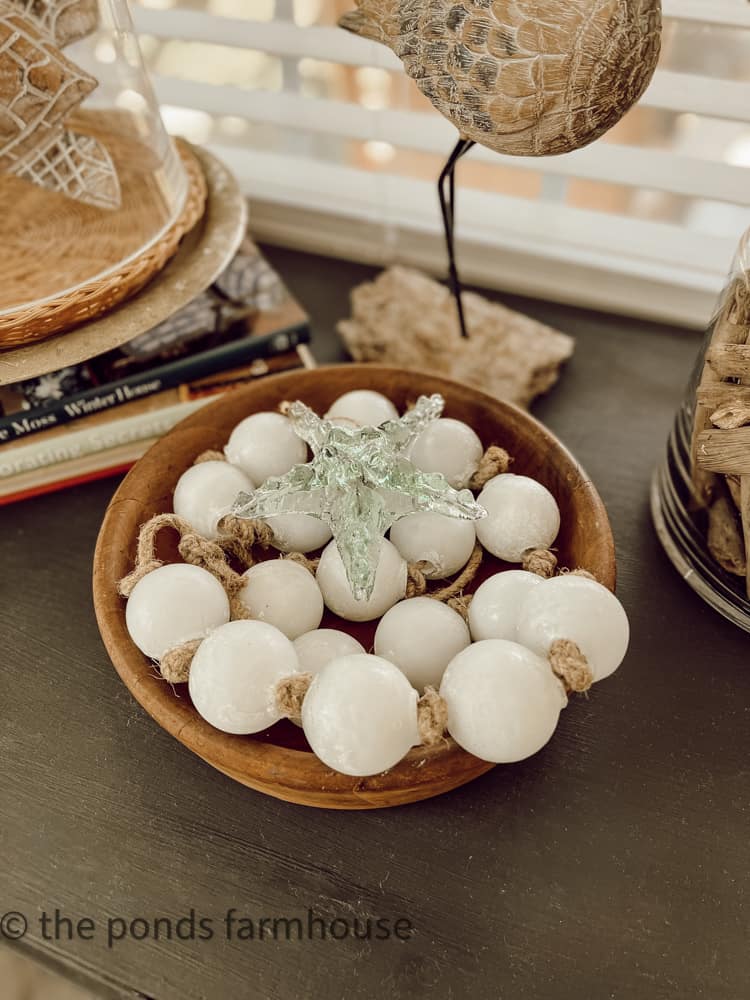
[93,365,616,809]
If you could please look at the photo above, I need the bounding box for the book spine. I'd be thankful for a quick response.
[0,324,310,444]
[0,460,146,506]
[0,398,210,479]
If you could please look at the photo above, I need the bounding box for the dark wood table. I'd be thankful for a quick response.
[2,247,747,1000]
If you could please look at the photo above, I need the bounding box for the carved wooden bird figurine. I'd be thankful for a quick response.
[339,0,662,157]
[340,0,662,338]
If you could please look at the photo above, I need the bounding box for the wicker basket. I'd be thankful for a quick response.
[0,131,207,348]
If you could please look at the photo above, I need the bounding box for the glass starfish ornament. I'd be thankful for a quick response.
[231,394,486,601]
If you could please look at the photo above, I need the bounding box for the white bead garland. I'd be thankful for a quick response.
[293,629,365,675]
[264,513,332,554]
[173,461,254,539]
[189,620,300,734]
[408,418,484,489]
[389,511,476,579]
[120,389,630,781]
[239,559,324,639]
[475,474,560,562]
[225,411,307,484]
[301,654,420,776]
[468,570,543,642]
[316,538,407,622]
[125,563,230,660]
[517,575,629,682]
[374,597,470,691]
[440,640,567,763]
[324,390,399,427]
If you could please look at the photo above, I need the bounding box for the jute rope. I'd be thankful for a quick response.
[446,594,473,622]
[522,548,558,578]
[191,450,276,566]
[118,513,190,597]
[431,544,483,601]
[174,531,251,622]
[194,450,226,464]
[549,639,593,693]
[417,687,449,747]
[407,637,594,747]
[217,515,274,567]
[283,552,320,574]
[117,512,249,615]
[468,446,512,489]
[160,639,202,685]
[118,511,325,680]
[405,563,427,598]
[406,543,483,602]
[275,673,313,724]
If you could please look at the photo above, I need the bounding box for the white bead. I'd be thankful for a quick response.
[324,390,399,427]
[475,474,560,562]
[125,564,230,660]
[468,570,544,642]
[264,513,332,553]
[188,620,299,734]
[440,640,567,763]
[239,560,324,639]
[172,461,254,539]
[316,539,407,622]
[408,418,484,489]
[389,512,475,579]
[374,597,470,691]
[517,575,629,682]
[293,629,365,675]
[301,654,419,776]
[224,412,307,484]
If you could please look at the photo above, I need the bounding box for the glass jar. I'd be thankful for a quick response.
[652,227,750,631]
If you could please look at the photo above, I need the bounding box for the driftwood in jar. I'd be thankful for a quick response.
[707,491,747,578]
[691,289,748,507]
[696,427,750,474]
[726,474,742,511]
[693,272,750,594]
[709,401,750,430]
[696,383,750,411]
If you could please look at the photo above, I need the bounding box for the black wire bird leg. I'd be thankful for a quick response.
[438,137,475,339]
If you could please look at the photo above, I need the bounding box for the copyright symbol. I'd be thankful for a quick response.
[0,912,27,939]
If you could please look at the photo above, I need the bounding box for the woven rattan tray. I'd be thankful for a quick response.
[0,116,208,348]
[0,145,246,385]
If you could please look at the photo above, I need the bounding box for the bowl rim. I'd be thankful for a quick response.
[93,363,616,809]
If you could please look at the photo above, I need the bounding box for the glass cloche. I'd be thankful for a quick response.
[0,0,197,344]
[652,225,750,632]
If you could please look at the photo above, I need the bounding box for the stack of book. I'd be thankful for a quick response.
[0,235,313,504]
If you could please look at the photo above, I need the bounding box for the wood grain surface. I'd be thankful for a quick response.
[0,247,748,999]
[93,365,614,810]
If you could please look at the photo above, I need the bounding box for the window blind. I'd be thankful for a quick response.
[130,0,750,327]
